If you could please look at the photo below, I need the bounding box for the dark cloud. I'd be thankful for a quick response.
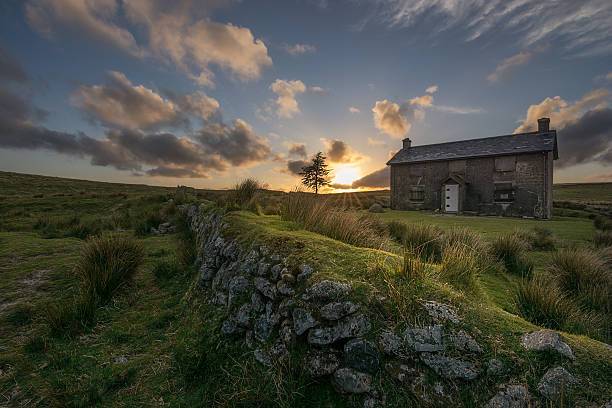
[198,119,271,166]
[323,139,362,163]
[288,142,307,158]
[351,167,390,188]
[557,108,612,168]
[146,166,207,178]
[330,183,351,189]
[0,45,29,83]
[286,159,309,175]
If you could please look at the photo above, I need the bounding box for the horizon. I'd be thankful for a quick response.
[1,0,611,190]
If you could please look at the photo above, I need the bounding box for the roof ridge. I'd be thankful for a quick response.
[406,130,555,150]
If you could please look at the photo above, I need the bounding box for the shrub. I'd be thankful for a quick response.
[402,223,442,262]
[176,213,197,266]
[74,234,144,305]
[281,191,389,249]
[387,220,407,243]
[133,208,164,236]
[228,178,263,210]
[514,278,579,331]
[439,242,479,290]
[531,226,556,250]
[550,247,611,314]
[45,295,97,336]
[594,215,612,231]
[593,230,612,248]
[490,233,533,276]
[400,246,428,282]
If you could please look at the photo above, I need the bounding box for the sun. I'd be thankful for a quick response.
[332,166,361,186]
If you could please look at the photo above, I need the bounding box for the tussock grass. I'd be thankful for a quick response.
[281,191,389,249]
[594,215,612,231]
[401,223,443,262]
[490,233,533,276]
[133,208,164,236]
[515,226,556,250]
[227,178,264,211]
[439,242,479,291]
[593,230,612,248]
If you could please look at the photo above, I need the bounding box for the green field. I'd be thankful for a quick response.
[0,171,610,407]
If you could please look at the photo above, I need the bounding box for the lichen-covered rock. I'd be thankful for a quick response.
[409,373,455,407]
[403,325,444,352]
[213,291,227,306]
[487,359,504,376]
[484,384,528,408]
[521,330,575,359]
[307,327,337,345]
[254,349,272,367]
[228,275,249,308]
[235,303,251,327]
[379,331,410,359]
[279,319,294,344]
[199,264,215,282]
[293,308,318,335]
[278,298,294,317]
[423,301,461,323]
[600,401,612,408]
[537,366,577,400]
[297,264,314,283]
[256,261,270,276]
[270,340,289,364]
[305,350,340,377]
[245,330,254,349]
[302,280,350,301]
[385,361,418,383]
[259,245,270,257]
[320,301,359,320]
[254,277,277,300]
[277,280,296,296]
[332,368,372,394]
[281,271,295,283]
[307,313,371,345]
[449,330,483,353]
[368,203,383,213]
[344,338,380,375]
[270,264,283,281]
[221,319,244,336]
[420,353,479,380]
[254,314,275,341]
[251,292,265,313]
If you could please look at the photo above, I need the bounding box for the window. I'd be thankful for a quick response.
[410,186,424,201]
[494,182,514,202]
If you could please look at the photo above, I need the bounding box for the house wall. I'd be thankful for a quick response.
[390,152,552,218]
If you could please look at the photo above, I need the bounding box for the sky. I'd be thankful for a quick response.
[0,0,611,191]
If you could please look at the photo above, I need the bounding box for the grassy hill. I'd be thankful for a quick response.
[0,171,610,407]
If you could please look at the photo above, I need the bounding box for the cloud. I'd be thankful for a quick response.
[582,172,612,182]
[514,88,609,133]
[0,45,29,83]
[368,137,386,146]
[269,79,307,118]
[425,85,438,94]
[349,107,360,114]
[283,43,316,55]
[286,159,309,175]
[162,89,220,121]
[351,167,389,189]
[286,142,307,158]
[487,47,551,83]
[26,0,272,86]
[321,139,363,163]
[432,105,484,115]
[372,100,411,138]
[365,0,612,57]
[595,71,612,82]
[309,86,327,94]
[409,94,433,107]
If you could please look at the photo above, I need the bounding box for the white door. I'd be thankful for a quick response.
[445,184,459,212]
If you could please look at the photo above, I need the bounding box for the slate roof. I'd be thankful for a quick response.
[387,131,558,165]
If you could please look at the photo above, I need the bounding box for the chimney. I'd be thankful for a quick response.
[537,117,550,133]
[402,137,412,149]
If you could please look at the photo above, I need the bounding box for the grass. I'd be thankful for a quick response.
[490,233,533,276]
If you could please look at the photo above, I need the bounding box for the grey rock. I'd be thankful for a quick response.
[335,313,371,339]
[259,245,270,257]
[278,299,295,317]
[423,300,461,324]
[449,330,483,353]
[409,373,454,407]
[487,359,504,376]
[115,356,128,364]
[270,340,289,364]
[271,253,281,262]
[537,366,577,400]
[199,264,215,281]
[368,203,383,213]
[302,279,350,301]
[228,276,249,307]
[521,330,575,359]
[265,302,280,326]
[320,301,359,320]
[344,338,380,375]
[600,401,612,408]
[305,350,340,377]
[403,325,444,352]
[254,277,277,300]
[277,280,296,296]
[254,349,272,367]
[307,327,338,345]
[221,319,244,335]
[297,264,314,283]
[385,361,418,383]
[251,292,265,313]
[293,308,318,335]
[212,291,227,306]
[379,331,410,359]
[485,385,528,408]
[245,330,254,349]
[363,397,382,408]
[270,264,282,281]
[279,319,294,343]
[235,303,251,327]
[256,262,270,276]
[332,368,372,394]
[254,315,275,341]
[281,272,295,283]
[420,353,479,380]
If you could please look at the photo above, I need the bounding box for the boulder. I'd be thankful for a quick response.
[254,277,277,300]
[332,368,372,394]
[297,264,314,283]
[254,349,272,367]
[449,330,483,353]
[305,350,340,377]
[307,313,371,345]
[302,280,350,301]
[403,325,444,352]
[600,401,612,408]
[278,298,295,317]
[277,280,296,296]
[256,262,270,277]
[270,340,289,364]
[537,366,578,400]
[228,275,249,307]
[344,338,380,375]
[487,359,505,376]
[368,203,383,213]
[420,353,479,380]
[221,319,244,336]
[235,303,251,327]
[293,308,319,335]
[320,301,359,320]
[521,330,575,359]
[270,264,283,281]
[254,314,275,341]
[385,361,418,383]
[484,385,528,408]
[279,319,294,344]
[251,292,265,313]
[379,331,411,359]
[307,327,338,345]
[423,301,461,324]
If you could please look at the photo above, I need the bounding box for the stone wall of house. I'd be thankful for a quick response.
[390,152,552,219]
[183,204,583,406]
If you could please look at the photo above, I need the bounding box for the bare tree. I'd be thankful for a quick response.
[299,152,330,194]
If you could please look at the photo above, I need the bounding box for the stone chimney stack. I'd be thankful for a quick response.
[537,117,550,133]
[402,137,412,149]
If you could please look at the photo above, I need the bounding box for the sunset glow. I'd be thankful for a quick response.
[332,166,361,186]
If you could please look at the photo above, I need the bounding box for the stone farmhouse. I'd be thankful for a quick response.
[387,118,558,219]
